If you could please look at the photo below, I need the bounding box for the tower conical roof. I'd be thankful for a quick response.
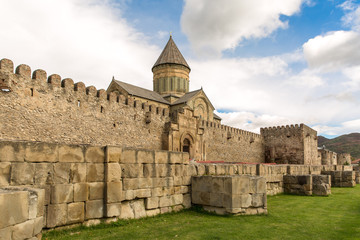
[152,36,190,71]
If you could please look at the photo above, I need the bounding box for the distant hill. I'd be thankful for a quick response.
[318,133,360,159]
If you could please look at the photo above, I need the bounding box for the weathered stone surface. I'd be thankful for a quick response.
[134,189,151,198]
[183,194,191,208]
[0,162,10,186]
[159,195,172,207]
[171,194,183,205]
[59,145,84,162]
[120,202,134,219]
[169,152,182,164]
[106,203,122,217]
[34,163,53,185]
[0,142,25,162]
[11,219,34,240]
[146,208,160,217]
[11,163,35,185]
[88,182,104,200]
[154,151,168,164]
[143,164,156,178]
[106,182,122,203]
[121,164,143,178]
[131,200,146,219]
[87,164,104,182]
[51,184,74,203]
[137,150,154,163]
[86,200,104,219]
[138,178,152,189]
[0,227,11,240]
[70,163,87,183]
[145,197,159,209]
[105,146,121,163]
[106,163,121,182]
[28,188,45,219]
[121,149,136,163]
[47,204,67,228]
[86,146,105,163]
[124,190,134,200]
[74,183,88,202]
[67,202,85,224]
[0,190,28,228]
[33,216,43,236]
[25,142,58,163]
[53,163,71,184]
[123,178,139,190]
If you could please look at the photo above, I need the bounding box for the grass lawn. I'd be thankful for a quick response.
[44,186,360,240]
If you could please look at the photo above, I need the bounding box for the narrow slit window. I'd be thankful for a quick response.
[101,106,104,113]
[30,88,34,96]
[77,100,81,107]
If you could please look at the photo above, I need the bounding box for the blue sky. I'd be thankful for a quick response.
[1,0,360,138]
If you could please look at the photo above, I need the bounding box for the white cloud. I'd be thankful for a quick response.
[343,66,360,90]
[285,69,324,88]
[181,0,305,57]
[303,30,360,71]
[339,0,360,31]
[313,118,360,136]
[0,0,160,90]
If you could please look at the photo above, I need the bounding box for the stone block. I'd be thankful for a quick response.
[191,191,210,205]
[11,163,35,185]
[183,194,191,208]
[205,165,216,175]
[88,182,104,200]
[124,190,135,200]
[196,164,206,175]
[87,163,104,182]
[216,165,226,175]
[175,165,184,176]
[33,216,43,236]
[169,152,182,164]
[146,208,160,217]
[121,149,136,163]
[160,207,171,214]
[106,163,121,182]
[83,219,101,227]
[0,227,11,240]
[182,153,190,164]
[34,163,53,185]
[86,200,104,219]
[210,193,223,207]
[240,194,252,208]
[159,195,172,207]
[211,177,225,193]
[192,176,211,192]
[143,164,156,178]
[123,178,139,190]
[131,200,146,219]
[137,150,154,163]
[173,176,182,186]
[51,184,74,203]
[252,194,264,207]
[106,203,122,217]
[120,201,134,219]
[53,163,71,184]
[134,189,151,198]
[11,219,34,240]
[67,202,85,224]
[154,164,167,177]
[86,146,105,163]
[151,187,163,197]
[28,188,45,219]
[47,204,67,228]
[138,178,152,189]
[0,142,25,162]
[25,142,58,163]
[107,182,122,203]
[155,151,168,164]
[187,164,197,176]
[0,162,10,186]
[70,163,86,183]
[145,197,159,209]
[74,183,88,202]
[59,145,84,162]
[121,164,143,178]
[0,190,28,228]
[171,194,183,205]
[231,176,250,194]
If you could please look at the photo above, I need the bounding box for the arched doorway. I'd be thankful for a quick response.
[183,138,190,153]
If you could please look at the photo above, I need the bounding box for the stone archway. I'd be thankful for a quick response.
[180,132,195,159]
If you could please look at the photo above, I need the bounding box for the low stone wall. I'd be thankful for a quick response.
[191,175,267,215]
[353,165,360,184]
[283,175,331,196]
[0,141,191,230]
[0,187,44,240]
[321,171,356,187]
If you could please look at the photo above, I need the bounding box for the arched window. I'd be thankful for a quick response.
[183,138,190,153]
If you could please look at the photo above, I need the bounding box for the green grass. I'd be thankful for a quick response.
[44,186,360,240]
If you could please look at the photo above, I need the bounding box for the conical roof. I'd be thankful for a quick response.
[152,36,190,71]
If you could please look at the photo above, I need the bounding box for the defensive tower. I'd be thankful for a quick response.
[152,36,190,102]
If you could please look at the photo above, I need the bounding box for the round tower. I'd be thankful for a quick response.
[152,36,190,97]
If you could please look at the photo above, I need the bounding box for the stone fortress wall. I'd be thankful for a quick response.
[0,58,267,163]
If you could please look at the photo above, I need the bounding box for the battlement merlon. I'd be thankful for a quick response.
[260,123,317,139]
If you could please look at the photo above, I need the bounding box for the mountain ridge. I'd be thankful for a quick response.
[318,133,360,159]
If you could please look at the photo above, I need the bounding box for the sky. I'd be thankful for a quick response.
[1,0,360,138]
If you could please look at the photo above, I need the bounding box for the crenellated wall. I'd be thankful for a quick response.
[261,124,318,165]
[200,120,265,163]
[0,58,169,149]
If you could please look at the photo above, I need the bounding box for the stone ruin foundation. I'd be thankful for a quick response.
[283,175,331,196]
